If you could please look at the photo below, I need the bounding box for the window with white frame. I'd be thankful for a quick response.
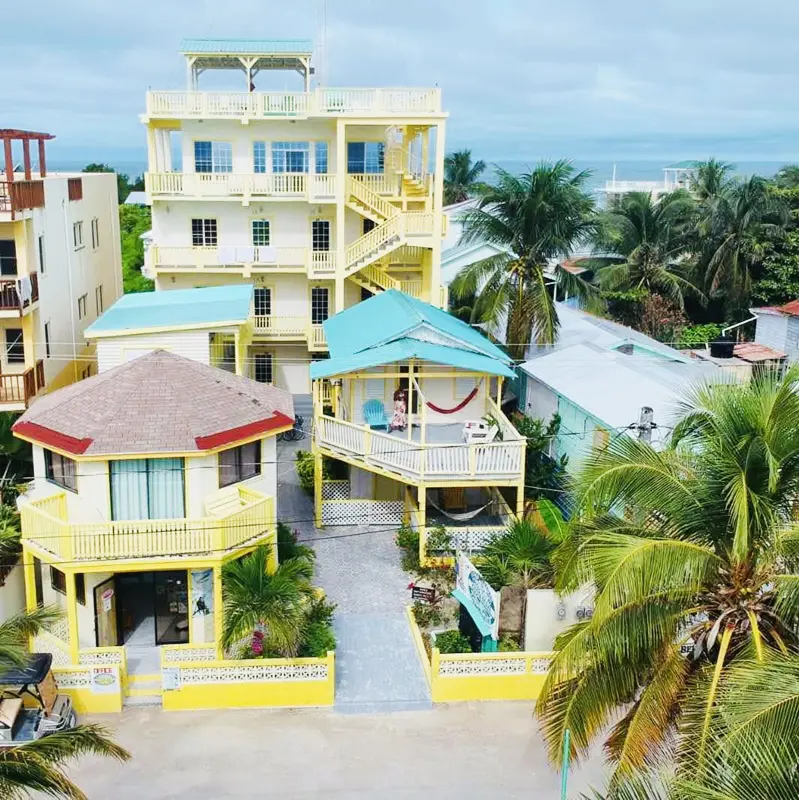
[315,142,329,174]
[194,141,233,173]
[253,287,271,317]
[311,220,330,252]
[72,221,83,249]
[311,286,330,325]
[254,353,273,384]
[251,220,270,247]
[253,142,268,174]
[272,142,309,174]
[191,219,218,247]
[90,217,100,249]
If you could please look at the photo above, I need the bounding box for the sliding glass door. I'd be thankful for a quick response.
[110,459,185,521]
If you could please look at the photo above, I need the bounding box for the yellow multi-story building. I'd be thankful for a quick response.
[142,38,448,397]
[0,129,122,410]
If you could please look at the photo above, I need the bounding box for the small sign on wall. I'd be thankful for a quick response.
[91,667,119,695]
[162,667,181,692]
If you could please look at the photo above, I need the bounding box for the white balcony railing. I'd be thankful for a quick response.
[151,245,309,271]
[252,315,309,338]
[145,88,442,119]
[146,172,338,201]
[316,415,524,482]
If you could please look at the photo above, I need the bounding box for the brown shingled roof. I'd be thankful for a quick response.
[13,351,294,456]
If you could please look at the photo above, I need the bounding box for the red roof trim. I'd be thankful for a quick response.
[194,411,294,450]
[13,421,93,455]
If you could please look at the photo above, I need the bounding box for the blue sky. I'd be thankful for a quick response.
[3,0,798,164]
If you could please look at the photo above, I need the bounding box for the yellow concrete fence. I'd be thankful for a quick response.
[159,644,335,711]
[406,606,553,703]
[51,646,127,714]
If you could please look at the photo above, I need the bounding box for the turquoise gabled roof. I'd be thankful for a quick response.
[85,285,253,338]
[311,290,514,379]
[180,39,313,55]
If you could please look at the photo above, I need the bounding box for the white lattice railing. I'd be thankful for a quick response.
[161,644,219,664]
[78,647,127,667]
[322,480,350,500]
[163,653,333,683]
[435,651,553,677]
[146,89,441,119]
[32,630,71,666]
[437,526,506,553]
[322,499,404,526]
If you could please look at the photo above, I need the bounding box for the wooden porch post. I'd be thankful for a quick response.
[516,479,525,519]
[406,360,414,440]
[4,138,13,184]
[213,565,224,660]
[418,486,427,565]
[37,139,47,178]
[65,571,80,663]
[22,140,31,180]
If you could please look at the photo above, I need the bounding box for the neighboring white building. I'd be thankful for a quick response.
[601,160,700,203]
[518,304,722,468]
[0,129,122,411]
[751,300,799,363]
[141,38,448,398]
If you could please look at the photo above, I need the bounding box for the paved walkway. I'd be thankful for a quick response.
[277,439,431,713]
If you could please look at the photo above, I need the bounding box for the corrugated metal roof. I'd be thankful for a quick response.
[180,38,313,55]
[85,285,253,337]
[733,342,786,362]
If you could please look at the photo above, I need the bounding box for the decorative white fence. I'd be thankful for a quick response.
[322,499,404,526]
[322,480,350,500]
[146,172,338,201]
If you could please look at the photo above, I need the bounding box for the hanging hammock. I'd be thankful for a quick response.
[425,386,479,415]
[427,495,493,522]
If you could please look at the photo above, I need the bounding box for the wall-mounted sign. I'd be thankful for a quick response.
[162,667,181,692]
[454,554,500,640]
[91,667,118,695]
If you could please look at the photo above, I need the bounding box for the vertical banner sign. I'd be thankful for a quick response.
[455,554,500,640]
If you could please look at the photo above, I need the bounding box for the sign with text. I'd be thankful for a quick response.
[411,586,436,603]
[456,554,500,640]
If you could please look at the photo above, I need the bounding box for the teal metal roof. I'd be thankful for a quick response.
[85,285,253,338]
[664,160,701,170]
[180,39,313,55]
[311,290,515,379]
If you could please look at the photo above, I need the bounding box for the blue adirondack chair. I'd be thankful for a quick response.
[363,399,389,430]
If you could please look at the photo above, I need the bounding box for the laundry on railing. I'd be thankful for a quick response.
[217,246,238,265]
[17,275,32,305]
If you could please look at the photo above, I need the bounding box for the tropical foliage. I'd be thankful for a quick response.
[119,205,154,293]
[537,364,799,795]
[450,160,598,357]
[443,149,486,205]
[0,608,129,799]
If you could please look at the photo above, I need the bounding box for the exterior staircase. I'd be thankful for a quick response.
[348,263,399,294]
[345,176,398,223]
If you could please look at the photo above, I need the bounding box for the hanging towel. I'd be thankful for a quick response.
[17,276,32,304]
[217,246,237,265]
[236,246,255,263]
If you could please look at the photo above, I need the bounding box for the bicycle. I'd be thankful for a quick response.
[278,414,305,442]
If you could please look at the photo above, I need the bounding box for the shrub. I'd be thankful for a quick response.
[425,525,453,555]
[498,633,521,651]
[295,451,317,494]
[396,524,421,573]
[434,630,472,654]
[299,621,336,657]
[276,521,316,563]
[677,323,723,349]
[306,595,336,626]
[412,599,444,629]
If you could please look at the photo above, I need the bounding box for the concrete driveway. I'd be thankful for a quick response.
[62,704,607,799]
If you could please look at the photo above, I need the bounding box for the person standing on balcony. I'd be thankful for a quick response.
[391,388,408,432]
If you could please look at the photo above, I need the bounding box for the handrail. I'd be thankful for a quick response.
[360,264,399,292]
[347,175,399,221]
[344,212,434,274]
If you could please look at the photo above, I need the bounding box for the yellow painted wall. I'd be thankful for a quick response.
[52,665,125,714]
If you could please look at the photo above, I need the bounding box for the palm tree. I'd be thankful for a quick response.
[221,544,316,656]
[698,175,789,309]
[774,164,799,189]
[537,364,799,794]
[0,608,129,799]
[591,190,702,310]
[450,160,597,357]
[693,158,734,202]
[443,149,486,205]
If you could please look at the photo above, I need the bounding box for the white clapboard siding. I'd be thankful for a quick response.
[96,331,211,373]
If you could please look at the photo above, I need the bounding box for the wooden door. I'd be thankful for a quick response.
[94,577,119,647]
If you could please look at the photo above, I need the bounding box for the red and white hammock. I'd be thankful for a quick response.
[424,386,479,415]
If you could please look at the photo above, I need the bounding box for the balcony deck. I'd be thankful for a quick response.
[144,88,443,121]
[20,487,274,564]
[146,172,337,201]
[252,316,327,350]
[315,416,524,485]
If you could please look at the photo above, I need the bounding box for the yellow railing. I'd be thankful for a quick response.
[361,264,400,292]
[355,174,400,196]
[146,88,442,119]
[344,212,434,275]
[252,315,309,338]
[316,414,525,481]
[347,175,399,221]
[20,489,274,562]
[309,325,327,350]
[151,245,308,271]
[399,279,424,298]
[146,172,338,200]
[309,251,337,276]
